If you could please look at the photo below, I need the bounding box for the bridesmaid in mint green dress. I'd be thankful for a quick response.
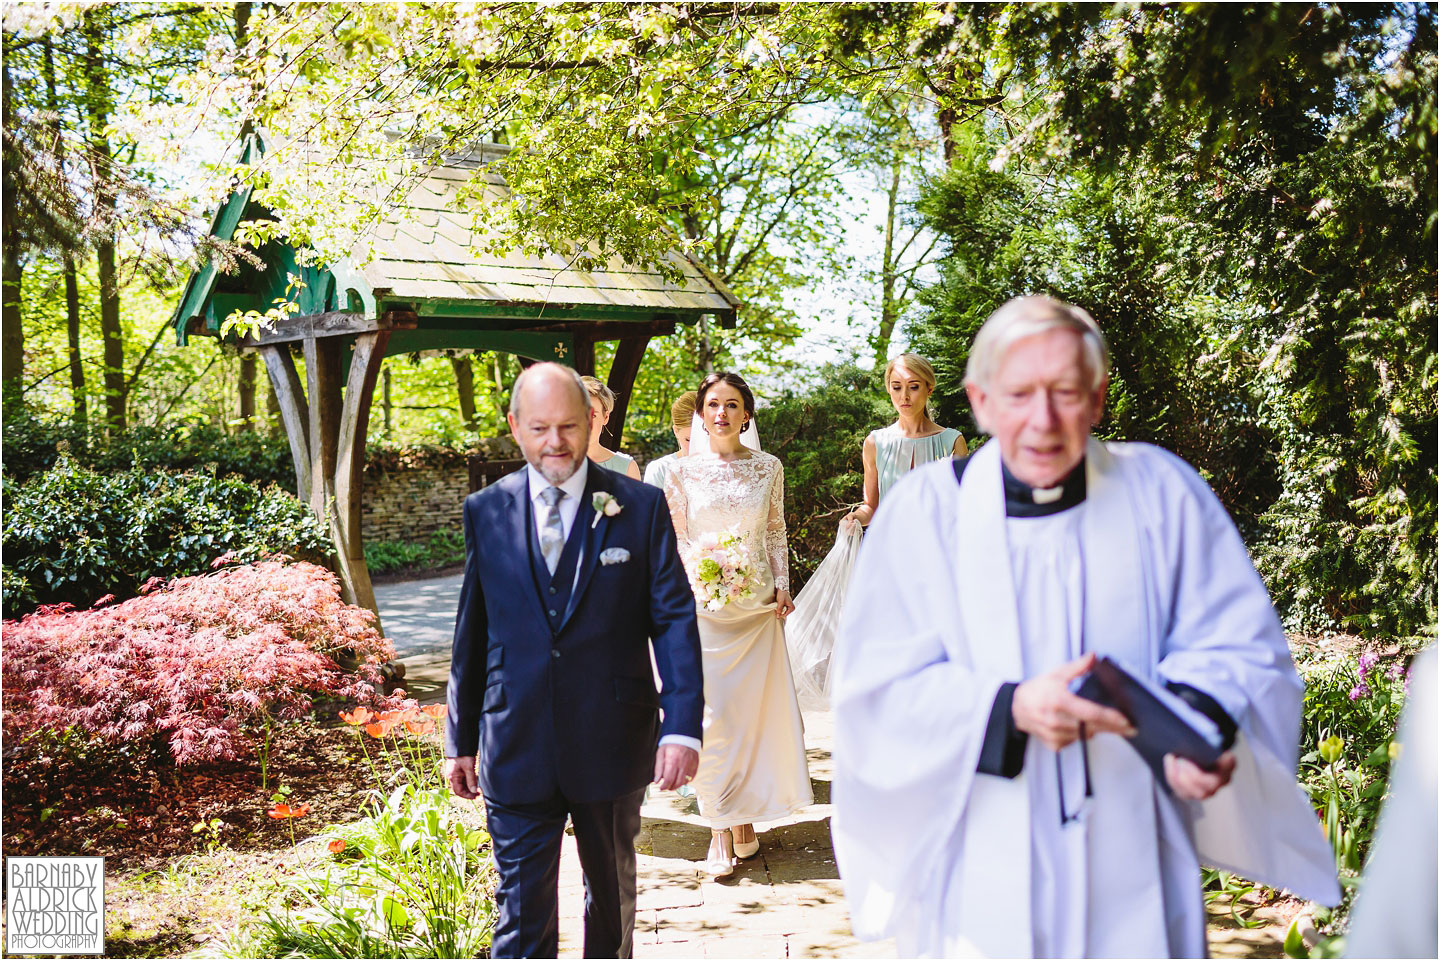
[581,375,642,480]
[791,353,968,702]
[841,353,968,533]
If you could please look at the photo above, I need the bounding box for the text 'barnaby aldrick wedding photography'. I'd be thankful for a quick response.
[5,856,105,956]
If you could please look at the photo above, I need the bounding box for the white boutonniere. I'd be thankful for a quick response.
[591,491,622,528]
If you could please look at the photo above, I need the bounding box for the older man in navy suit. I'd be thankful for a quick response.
[445,362,703,959]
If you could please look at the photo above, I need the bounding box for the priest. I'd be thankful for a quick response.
[831,295,1340,957]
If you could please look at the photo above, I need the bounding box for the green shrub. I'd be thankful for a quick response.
[764,365,894,590]
[1291,638,1421,944]
[2,413,296,488]
[2,460,329,617]
[364,530,465,576]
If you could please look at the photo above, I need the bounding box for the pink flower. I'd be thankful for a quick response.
[697,532,721,550]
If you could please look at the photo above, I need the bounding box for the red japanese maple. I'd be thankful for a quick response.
[3,560,399,766]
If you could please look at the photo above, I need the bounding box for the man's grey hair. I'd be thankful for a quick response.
[509,362,589,418]
[964,295,1110,391]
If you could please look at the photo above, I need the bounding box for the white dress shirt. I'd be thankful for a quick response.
[524,459,701,756]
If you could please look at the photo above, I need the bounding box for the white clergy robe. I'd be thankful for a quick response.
[831,438,1340,958]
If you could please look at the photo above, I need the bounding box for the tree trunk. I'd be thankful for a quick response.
[1,56,23,406]
[65,255,86,432]
[936,63,959,164]
[43,37,85,430]
[451,355,478,433]
[265,371,281,435]
[238,352,257,427]
[381,363,393,435]
[873,160,902,368]
[233,3,257,433]
[85,18,125,433]
[487,352,513,423]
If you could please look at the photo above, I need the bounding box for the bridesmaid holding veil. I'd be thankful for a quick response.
[788,353,968,702]
[664,372,812,878]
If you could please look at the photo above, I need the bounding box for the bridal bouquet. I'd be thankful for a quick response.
[685,531,758,612]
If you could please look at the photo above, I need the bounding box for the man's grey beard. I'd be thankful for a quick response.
[531,448,583,486]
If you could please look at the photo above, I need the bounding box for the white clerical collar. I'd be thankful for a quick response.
[526,458,589,505]
[1000,458,1087,517]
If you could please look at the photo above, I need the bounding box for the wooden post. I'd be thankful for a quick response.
[261,331,389,633]
[603,332,652,449]
[571,332,596,377]
[333,330,389,627]
[303,336,343,513]
[259,345,312,499]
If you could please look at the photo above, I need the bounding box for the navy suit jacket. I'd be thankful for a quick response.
[445,461,705,806]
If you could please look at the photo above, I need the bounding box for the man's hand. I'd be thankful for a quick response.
[1012,652,1137,752]
[1165,751,1236,800]
[445,755,481,800]
[653,743,699,791]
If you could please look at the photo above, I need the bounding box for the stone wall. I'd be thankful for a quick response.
[361,462,471,545]
[360,437,520,545]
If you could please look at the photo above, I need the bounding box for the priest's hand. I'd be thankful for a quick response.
[1164,751,1237,800]
[1012,652,1137,751]
[653,743,700,791]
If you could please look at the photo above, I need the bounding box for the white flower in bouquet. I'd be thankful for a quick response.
[685,531,758,612]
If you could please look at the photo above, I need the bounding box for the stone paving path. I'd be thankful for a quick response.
[378,575,1285,959]
[377,576,889,958]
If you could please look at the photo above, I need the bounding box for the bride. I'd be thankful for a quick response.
[663,372,813,877]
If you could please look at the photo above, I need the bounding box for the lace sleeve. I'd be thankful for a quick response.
[664,467,691,557]
[765,458,789,592]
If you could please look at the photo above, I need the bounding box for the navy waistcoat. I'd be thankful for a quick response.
[526,493,586,634]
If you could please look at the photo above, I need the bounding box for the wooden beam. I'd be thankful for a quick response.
[260,345,312,499]
[240,309,417,347]
[332,329,390,627]
[603,333,652,449]
[527,318,677,341]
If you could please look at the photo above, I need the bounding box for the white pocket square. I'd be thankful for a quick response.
[600,548,631,566]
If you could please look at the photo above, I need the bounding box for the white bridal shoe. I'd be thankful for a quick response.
[706,829,736,878]
[732,824,760,859]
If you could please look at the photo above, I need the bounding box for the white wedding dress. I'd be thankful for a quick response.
[665,450,813,827]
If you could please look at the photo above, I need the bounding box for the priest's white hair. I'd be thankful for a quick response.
[965,295,1110,392]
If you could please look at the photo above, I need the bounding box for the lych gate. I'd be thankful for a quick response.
[171,140,739,629]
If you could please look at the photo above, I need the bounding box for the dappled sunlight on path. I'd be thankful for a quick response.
[559,708,892,959]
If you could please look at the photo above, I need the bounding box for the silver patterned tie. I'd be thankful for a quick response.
[540,487,566,574]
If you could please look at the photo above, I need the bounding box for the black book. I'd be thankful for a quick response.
[1070,656,1225,787]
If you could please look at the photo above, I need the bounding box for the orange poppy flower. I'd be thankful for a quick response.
[339,707,373,726]
[421,704,447,719]
[406,719,435,735]
[365,722,392,739]
[327,838,347,854]
[267,802,310,819]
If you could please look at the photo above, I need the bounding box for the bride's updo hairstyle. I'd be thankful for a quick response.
[965,295,1109,392]
[696,372,756,427]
